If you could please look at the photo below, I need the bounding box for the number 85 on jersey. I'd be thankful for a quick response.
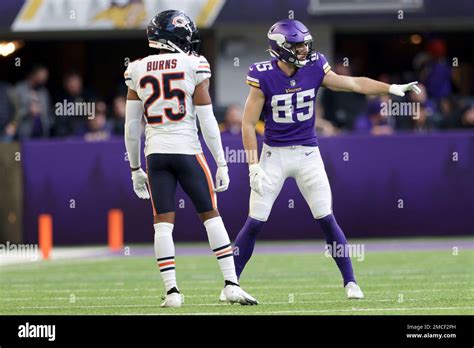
[271,88,315,123]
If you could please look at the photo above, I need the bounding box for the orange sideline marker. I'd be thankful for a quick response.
[108,209,124,251]
[38,214,53,260]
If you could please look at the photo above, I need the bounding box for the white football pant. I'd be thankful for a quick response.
[249,144,333,222]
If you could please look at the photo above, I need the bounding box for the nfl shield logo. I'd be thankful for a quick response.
[290,80,296,86]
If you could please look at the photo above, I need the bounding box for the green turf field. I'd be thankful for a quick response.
[1,245,473,315]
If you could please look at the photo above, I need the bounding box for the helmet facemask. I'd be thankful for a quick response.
[285,39,313,67]
[269,37,314,68]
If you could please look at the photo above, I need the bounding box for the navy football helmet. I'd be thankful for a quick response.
[147,10,200,54]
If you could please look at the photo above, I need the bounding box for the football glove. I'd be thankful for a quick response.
[389,81,421,97]
[249,163,273,196]
[215,165,230,192]
[131,168,150,199]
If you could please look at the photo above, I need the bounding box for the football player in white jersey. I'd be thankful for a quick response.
[124,10,258,307]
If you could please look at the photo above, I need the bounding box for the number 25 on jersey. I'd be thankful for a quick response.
[140,72,186,124]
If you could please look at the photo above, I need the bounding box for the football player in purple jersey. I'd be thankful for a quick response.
[222,19,420,301]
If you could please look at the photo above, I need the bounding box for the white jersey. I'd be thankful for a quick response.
[124,52,211,156]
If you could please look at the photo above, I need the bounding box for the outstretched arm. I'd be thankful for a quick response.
[322,70,420,97]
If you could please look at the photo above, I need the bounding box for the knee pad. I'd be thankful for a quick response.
[249,200,271,222]
[310,197,333,220]
[313,209,333,220]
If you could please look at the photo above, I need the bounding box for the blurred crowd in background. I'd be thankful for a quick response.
[0,38,473,143]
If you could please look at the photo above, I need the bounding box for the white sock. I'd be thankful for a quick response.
[204,216,238,284]
[154,222,177,292]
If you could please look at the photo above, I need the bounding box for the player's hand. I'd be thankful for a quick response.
[249,163,272,196]
[131,168,150,199]
[215,165,230,192]
[389,81,421,97]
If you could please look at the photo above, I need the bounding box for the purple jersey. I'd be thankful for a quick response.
[246,52,331,147]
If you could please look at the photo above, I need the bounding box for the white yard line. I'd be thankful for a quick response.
[45,305,474,316]
[0,288,163,293]
[296,288,474,295]
[14,297,474,310]
[145,306,474,316]
[2,286,473,295]
[3,293,472,303]
[249,306,474,315]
